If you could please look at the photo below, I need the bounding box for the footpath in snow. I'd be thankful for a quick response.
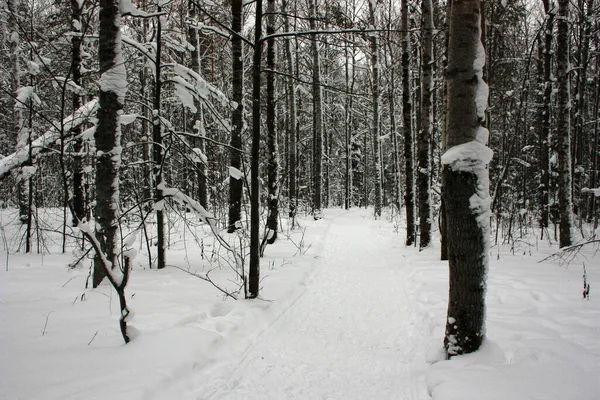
[196,210,425,400]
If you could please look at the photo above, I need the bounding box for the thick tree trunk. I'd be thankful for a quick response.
[265,0,279,243]
[228,0,244,232]
[418,0,434,249]
[401,0,415,245]
[556,0,573,247]
[94,0,131,344]
[443,0,491,357]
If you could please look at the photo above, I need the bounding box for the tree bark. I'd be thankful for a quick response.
[369,0,382,218]
[556,0,573,247]
[265,0,279,243]
[443,0,491,357]
[283,0,297,223]
[249,0,263,298]
[538,0,554,232]
[418,0,434,249]
[153,8,166,269]
[228,0,244,232]
[308,0,323,218]
[401,0,415,245]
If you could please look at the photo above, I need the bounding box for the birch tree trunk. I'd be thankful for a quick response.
[418,0,434,249]
[228,0,244,232]
[556,0,573,247]
[443,0,492,357]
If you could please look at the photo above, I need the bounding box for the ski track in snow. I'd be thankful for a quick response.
[196,211,421,400]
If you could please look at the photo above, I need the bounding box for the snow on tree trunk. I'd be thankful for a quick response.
[556,0,573,248]
[7,0,30,230]
[418,0,434,249]
[228,0,244,233]
[443,0,492,357]
[265,0,279,243]
[401,0,415,246]
[308,0,323,218]
[93,0,133,343]
[369,0,382,218]
[187,1,208,210]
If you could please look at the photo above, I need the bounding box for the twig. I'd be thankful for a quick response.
[41,312,53,336]
[169,264,238,300]
[61,277,76,288]
[539,239,600,265]
[87,331,98,345]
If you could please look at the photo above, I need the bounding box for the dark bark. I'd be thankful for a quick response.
[443,0,490,357]
[308,0,323,217]
[283,0,297,223]
[249,0,263,299]
[265,0,279,243]
[228,0,244,232]
[401,0,415,245]
[71,0,85,226]
[93,0,124,288]
[153,8,166,269]
[418,0,434,249]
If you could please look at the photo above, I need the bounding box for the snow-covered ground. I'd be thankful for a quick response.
[1,208,599,399]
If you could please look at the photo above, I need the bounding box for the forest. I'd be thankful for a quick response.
[1,0,599,397]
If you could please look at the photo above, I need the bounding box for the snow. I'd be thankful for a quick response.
[0,99,98,180]
[1,208,599,399]
[228,166,243,180]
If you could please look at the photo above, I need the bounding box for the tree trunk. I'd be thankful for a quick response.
[401,0,415,245]
[71,0,86,226]
[418,0,434,249]
[538,0,554,232]
[93,0,126,293]
[283,0,297,224]
[228,0,244,232]
[265,0,279,243]
[153,8,166,269]
[308,0,323,218]
[249,0,263,299]
[443,0,492,357]
[369,0,382,218]
[556,0,572,247]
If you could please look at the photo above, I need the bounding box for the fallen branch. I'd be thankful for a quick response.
[539,239,600,265]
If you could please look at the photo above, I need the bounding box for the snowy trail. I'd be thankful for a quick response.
[199,210,421,400]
